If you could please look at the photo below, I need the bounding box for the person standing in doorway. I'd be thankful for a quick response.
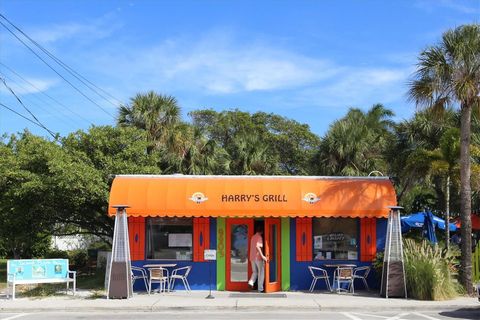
[248,226,268,292]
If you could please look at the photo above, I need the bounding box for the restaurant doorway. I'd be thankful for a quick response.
[225,218,281,292]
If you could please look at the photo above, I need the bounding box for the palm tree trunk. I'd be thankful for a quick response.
[445,175,450,250]
[459,104,473,295]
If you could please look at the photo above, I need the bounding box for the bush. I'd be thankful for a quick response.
[372,251,384,281]
[44,249,69,259]
[403,239,462,300]
[68,249,88,269]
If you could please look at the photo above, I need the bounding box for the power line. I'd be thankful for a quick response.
[0,13,124,107]
[0,18,115,119]
[1,77,56,138]
[0,102,56,135]
[0,71,83,129]
[0,62,93,126]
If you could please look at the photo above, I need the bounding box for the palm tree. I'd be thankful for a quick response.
[117,91,181,154]
[230,132,272,175]
[430,128,461,250]
[408,24,480,294]
[317,104,394,175]
[387,109,458,202]
[180,127,230,175]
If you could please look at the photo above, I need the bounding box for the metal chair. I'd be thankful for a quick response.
[148,267,169,294]
[352,266,371,291]
[308,266,332,292]
[169,266,192,292]
[131,266,150,294]
[334,267,354,293]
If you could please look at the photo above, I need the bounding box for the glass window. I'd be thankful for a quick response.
[312,218,358,260]
[146,218,193,260]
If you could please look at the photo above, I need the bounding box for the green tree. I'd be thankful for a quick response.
[430,128,461,249]
[408,24,480,294]
[62,125,161,238]
[316,104,394,175]
[252,112,321,175]
[0,132,105,257]
[161,124,230,175]
[118,91,181,154]
[62,125,161,181]
[189,109,320,175]
[386,109,458,204]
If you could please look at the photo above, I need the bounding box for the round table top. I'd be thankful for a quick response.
[142,263,177,268]
[323,263,356,268]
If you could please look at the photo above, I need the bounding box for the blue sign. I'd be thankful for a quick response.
[7,259,68,280]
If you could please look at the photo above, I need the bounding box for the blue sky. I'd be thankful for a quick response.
[0,0,479,138]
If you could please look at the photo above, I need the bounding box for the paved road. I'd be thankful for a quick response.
[0,310,479,320]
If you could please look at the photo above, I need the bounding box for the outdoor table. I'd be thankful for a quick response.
[143,263,178,292]
[323,264,356,293]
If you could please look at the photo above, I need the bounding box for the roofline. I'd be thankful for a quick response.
[112,174,391,181]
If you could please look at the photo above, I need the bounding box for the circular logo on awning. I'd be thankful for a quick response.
[189,192,208,204]
[302,192,320,204]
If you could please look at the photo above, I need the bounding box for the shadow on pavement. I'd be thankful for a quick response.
[439,308,480,319]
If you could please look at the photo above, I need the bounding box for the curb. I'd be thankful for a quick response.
[1,304,478,313]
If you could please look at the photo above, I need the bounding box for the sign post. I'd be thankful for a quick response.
[204,249,216,299]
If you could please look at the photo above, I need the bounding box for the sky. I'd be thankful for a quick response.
[0,0,479,139]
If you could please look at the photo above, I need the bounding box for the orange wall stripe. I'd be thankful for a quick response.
[360,218,376,262]
[193,217,210,262]
[296,217,312,261]
[128,217,145,260]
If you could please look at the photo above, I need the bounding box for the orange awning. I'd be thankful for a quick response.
[108,175,397,218]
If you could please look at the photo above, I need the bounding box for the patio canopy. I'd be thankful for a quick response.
[108,175,397,218]
[401,211,457,233]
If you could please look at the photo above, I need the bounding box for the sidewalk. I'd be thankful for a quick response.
[0,290,478,313]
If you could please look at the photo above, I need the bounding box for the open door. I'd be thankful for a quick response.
[264,218,281,292]
[226,218,254,291]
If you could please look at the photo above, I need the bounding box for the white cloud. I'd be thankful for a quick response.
[95,32,340,94]
[295,67,412,109]
[414,0,480,14]
[83,30,413,111]
[0,77,57,95]
[28,12,122,45]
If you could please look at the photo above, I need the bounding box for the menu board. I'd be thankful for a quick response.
[168,233,192,247]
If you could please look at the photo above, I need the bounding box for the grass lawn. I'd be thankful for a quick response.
[17,271,105,298]
[77,270,105,290]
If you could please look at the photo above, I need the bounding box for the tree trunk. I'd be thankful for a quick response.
[459,104,473,295]
[445,175,450,251]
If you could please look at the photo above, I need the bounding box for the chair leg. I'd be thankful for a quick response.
[325,278,332,292]
[363,278,370,291]
[309,278,316,292]
[143,278,150,294]
[185,278,191,291]
[182,278,188,291]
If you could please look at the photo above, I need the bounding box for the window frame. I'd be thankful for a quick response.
[311,217,360,261]
[145,217,194,261]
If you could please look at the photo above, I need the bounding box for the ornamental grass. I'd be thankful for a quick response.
[403,239,462,300]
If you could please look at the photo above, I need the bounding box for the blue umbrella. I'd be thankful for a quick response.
[400,212,457,233]
[423,211,438,244]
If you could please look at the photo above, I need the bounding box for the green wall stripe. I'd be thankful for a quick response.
[281,217,290,291]
[216,217,226,290]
